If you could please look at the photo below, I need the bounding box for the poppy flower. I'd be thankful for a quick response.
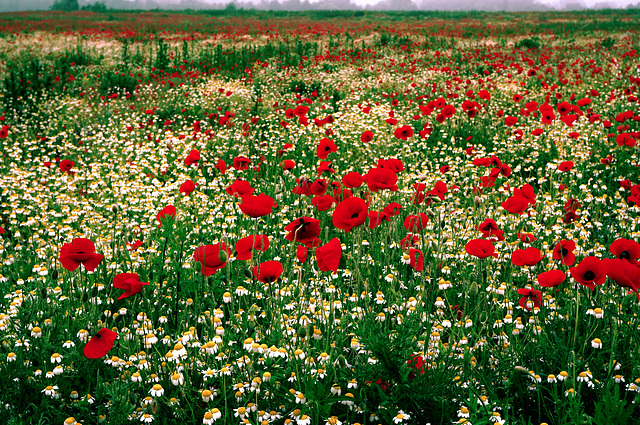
[537,269,566,287]
[225,179,254,198]
[465,239,498,259]
[215,158,227,174]
[127,240,143,251]
[511,247,544,266]
[156,205,177,227]
[59,238,105,272]
[603,258,640,300]
[609,238,640,264]
[179,180,196,196]
[407,354,426,380]
[408,248,423,271]
[383,202,402,217]
[517,288,542,311]
[285,217,321,248]
[194,243,230,276]
[377,158,405,173]
[333,197,368,233]
[312,195,335,211]
[365,167,398,192]
[292,178,313,196]
[558,161,574,172]
[404,213,429,233]
[342,172,364,188]
[394,125,413,141]
[316,238,342,272]
[233,156,251,170]
[361,130,374,143]
[281,159,296,170]
[59,159,75,173]
[253,261,283,283]
[113,273,149,300]
[553,240,576,266]
[504,116,518,126]
[83,328,117,359]
[235,234,269,261]
[185,149,200,166]
[501,195,530,215]
[317,161,335,176]
[477,219,503,240]
[296,245,308,263]
[517,233,536,243]
[368,211,388,229]
[309,179,328,196]
[316,138,337,159]
[239,193,276,217]
[570,256,607,291]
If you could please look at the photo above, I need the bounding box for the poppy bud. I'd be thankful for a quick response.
[217,249,228,263]
[474,196,482,206]
[298,326,307,338]
[242,268,253,279]
[336,355,347,368]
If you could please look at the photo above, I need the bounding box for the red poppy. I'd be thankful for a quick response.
[368,211,388,229]
[308,179,326,196]
[517,287,542,311]
[282,159,296,170]
[285,217,321,248]
[501,195,530,215]
[156,205,177,227]
[225,179,254,198]
[292,178,313,196]
[233,156,251,170]
[553,240,576,266]
[403,213,429,233]
[235,235,269,261]
[113,273,149,300]
[603,258,640,300]
[215,158,227,174]
[239,193,276,217]
[185,149,200,166]
[465,239,498,259]
[441,104,456,118]
[408,248,423,271]
[312,195,335,211]
[558,161,574,172]
[59,238,104,272]
[253,261,283,283]
[537,269,566,287]
[361,130,374,143]
[83,328,117,359]
[407,354,426,380]
[316,138,337,159]
[504,116,518,126]
[394,125,413,141]
[365,167,398,192]
[316,238,342,272]
[59,159,75,173]
[296,245,308,263]
[383,202,402,217]
[570,256,607,291]
[477,219,503,240]
[317,161,335,176]
[377,158,405,173]
[194,243,230,276]
[609,238,640,264]
[127,240,143,251]
[511,247,544,266]
[517,233,536,243]
[333,197,368,233]
[342,172,364,188]
[179,180,196,196]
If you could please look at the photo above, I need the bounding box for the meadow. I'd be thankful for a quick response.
[0,8,639,425]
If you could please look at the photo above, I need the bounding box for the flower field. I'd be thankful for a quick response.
[1,8,640,425]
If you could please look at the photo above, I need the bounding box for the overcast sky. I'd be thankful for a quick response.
[0,0,638,11]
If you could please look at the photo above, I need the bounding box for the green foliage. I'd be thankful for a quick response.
[516,36,542,50]
[50,0,79,11]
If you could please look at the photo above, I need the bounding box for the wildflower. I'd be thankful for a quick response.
[393,412,411,424]
[113,273,148,300]
[591,338,602,349]
[150,384,164,397]
[83,328,117,359]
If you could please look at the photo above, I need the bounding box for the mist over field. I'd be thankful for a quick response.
[1,0,638,12]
